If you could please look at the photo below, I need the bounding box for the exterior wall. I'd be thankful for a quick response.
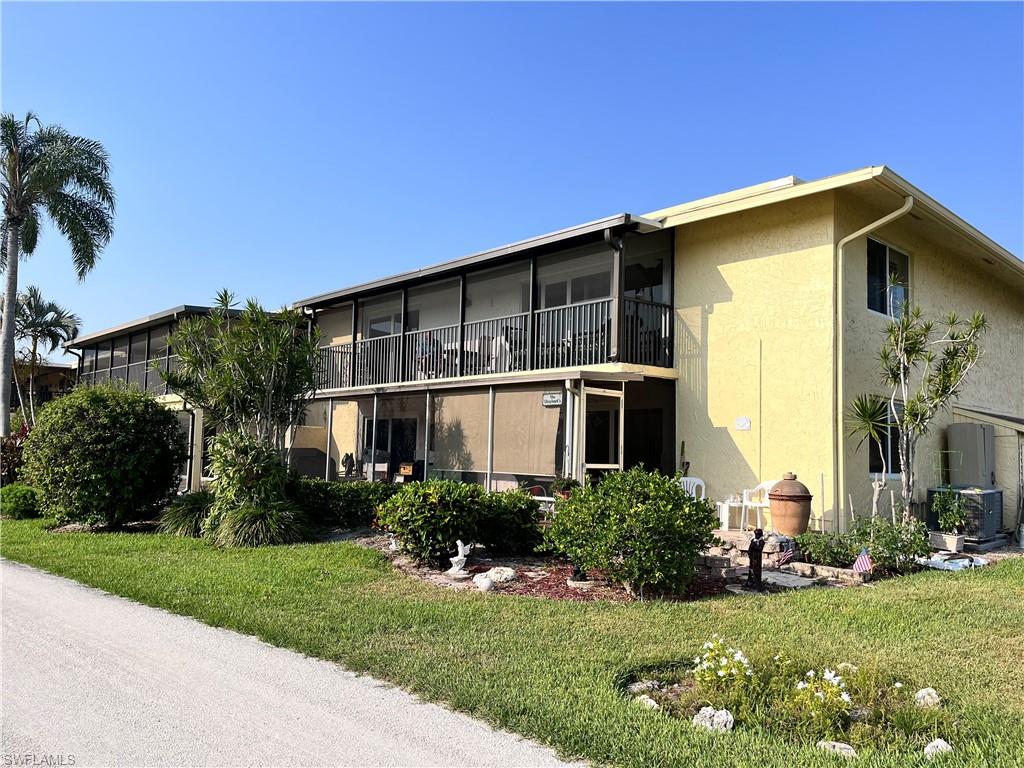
[317,305,354,346]
[155,393,205,492]
[837,191,1024,526]
[674,193,838,529]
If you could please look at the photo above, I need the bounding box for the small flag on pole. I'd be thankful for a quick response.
[776,541,795,566]
[853,548,873,574]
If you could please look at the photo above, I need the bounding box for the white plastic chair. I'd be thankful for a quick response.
[677,476,706,500]
[741,480,777,530]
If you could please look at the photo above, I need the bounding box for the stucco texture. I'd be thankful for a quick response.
[674,193,837,530]
[837,190,1024,527]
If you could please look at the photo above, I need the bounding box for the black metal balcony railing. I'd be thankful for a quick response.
[316,297,672,390]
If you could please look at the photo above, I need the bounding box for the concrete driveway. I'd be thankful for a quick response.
[1,559,579,768]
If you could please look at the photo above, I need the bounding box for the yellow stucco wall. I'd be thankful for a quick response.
[674,193,838,530]
[837,191,1024,526]
[317,305,354,346]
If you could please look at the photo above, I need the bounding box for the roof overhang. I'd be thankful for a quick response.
[645,165,1024,291]
[953,406,1024,433]
[66,305,237,349]
[293,213,663,310]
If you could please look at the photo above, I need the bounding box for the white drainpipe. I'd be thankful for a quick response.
[832,195,914,530]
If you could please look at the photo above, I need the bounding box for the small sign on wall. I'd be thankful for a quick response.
[542,391,564,407]
[735,416,752,431]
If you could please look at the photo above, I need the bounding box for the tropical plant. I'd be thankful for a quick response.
[204,430,308,547]
[544,466,718,597]
[1,482,41,519]
[846,393,891,520]
[158,490,215,538]
[870,303,987,519]
[164,290,319,455]
[0,421,29,484]
[1,112,114,435]
[0,285,80,425]
[21,385,186,527]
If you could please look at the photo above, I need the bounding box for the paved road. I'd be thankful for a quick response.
[1,560,578,768]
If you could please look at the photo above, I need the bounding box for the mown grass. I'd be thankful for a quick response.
[2,518,1022,768]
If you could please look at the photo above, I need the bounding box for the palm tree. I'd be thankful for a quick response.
[846,393,892,521]
[1,112,114,435]
[1,285,80,425]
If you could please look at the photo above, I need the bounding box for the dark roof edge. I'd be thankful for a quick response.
[67,305,230,349]
[292,212,663,309]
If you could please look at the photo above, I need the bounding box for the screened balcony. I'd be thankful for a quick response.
[313,228,674,390]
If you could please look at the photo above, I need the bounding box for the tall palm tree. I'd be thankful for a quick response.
[1,285,80,424]
[1,112,114,435]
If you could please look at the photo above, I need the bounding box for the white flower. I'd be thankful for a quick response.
[915,687,942,708]
[806,670,816,678]
[796,681,808,690]
[693,656,701,665]
[841,692,852,703]
[893,681,904,689]
[924,738,953,759]
[717,670,725,677]
[815,691,825,700]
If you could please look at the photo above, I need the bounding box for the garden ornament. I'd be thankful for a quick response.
[745,528,766,591]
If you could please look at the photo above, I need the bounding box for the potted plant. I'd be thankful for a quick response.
[929,488,966,552]
[550,475,581,500]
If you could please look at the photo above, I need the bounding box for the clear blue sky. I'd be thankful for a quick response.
[3,1,1022,356]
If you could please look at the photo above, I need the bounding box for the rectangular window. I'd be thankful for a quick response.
[868,402,903,475]
[867,238,909,316]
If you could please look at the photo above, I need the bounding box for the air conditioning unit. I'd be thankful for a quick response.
[947,422,996,488]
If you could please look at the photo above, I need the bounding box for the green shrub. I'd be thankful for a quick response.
[22,385,187,527]
[205,430,307,547]
[478,488,542,555]
[1,424,30,485]
[289,476,398,528]
[376,479,486,565]
[931,488,966,533]
[544,467,718,597]
[159,491,215,538]
[794,531,859,568]
[1,483,41,519]
[796,519,929,575]
[212,500,308,548]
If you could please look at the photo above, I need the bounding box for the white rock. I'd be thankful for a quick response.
[626,680,660,695]
[924,738,953,758]
[915,687,942,707]
[711,709,735,732]
[692,706,734,732]
[486,566,516,583]
[472,574,494,592]
[817,741,857,759]
[634,694,660,710]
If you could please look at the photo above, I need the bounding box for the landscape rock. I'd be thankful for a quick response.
[486,567,516,583]
[915,687,942,707]
[472,574,494,592]
[817,741,857,759]
[634,695,660,710]
[691,706,734,732]
[626,680,660,695]
[924,738,953,758]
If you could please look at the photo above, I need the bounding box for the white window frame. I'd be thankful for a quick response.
[866,237,911,319]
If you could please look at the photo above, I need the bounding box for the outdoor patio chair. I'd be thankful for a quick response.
[677,476,706,500]
[741,480,777,530]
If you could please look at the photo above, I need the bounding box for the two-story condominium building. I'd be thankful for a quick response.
[68,167,1024,532]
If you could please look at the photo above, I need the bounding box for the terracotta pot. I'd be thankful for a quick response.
[768,473,813,536]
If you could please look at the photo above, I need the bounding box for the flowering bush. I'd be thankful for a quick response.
[692,636,753,689]
[789,668,853,730]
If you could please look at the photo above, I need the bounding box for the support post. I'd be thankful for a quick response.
[325,397,334,480]
[486,385,495,491]
[457,275,466,376]
[399,288,408,382]
[606,229,624,362]
[527,256,536,371]
[370,393,378,482]
[423,390,432,481]
[349,301,358,388]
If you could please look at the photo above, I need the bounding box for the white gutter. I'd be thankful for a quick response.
[832,195,914,530]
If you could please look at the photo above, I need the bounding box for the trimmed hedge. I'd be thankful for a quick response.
[289,477,398,528]
[477,489,543,555]
[22,385,187,528]
[377,479,486,565]
[1,483,41,519]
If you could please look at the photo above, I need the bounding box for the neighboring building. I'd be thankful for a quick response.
[8,361,75,415]
[66,305,236,492]
[67,167,1024,531]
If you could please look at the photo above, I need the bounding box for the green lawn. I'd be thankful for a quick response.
[2,518,1022,768]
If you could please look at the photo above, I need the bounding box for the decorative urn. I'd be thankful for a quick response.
[768,473,813,535]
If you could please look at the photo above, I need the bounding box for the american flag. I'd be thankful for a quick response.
[776,541,795,566]
[853,548,874,574]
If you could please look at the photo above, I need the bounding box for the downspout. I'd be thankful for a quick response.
[833,195,914,530]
